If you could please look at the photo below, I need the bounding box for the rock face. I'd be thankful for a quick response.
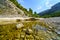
[0,0,26,18]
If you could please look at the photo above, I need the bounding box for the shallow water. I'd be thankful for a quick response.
[0,21,60,40]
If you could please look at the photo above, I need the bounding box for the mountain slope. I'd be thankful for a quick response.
[0,0,40,18]
[39,2,60,17]
[0,0,26,18]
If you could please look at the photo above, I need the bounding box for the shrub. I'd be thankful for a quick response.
[29,18,37,21]
[16,19,21,22]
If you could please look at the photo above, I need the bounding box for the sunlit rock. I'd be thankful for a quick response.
[25,29,33,35]
[15,39,19,40]
[23,29,26,32]
[20,35,25,38]
[16,23,24,28]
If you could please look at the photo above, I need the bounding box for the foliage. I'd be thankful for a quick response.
[32,12,40,17]
[24,18,37,21]
[9,0,40,17]
[29,8,33,14]
[41,11,60,18]
[16,19,21,22]
[9,0,28,14]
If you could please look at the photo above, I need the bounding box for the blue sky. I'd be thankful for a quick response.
[17,0,60,13]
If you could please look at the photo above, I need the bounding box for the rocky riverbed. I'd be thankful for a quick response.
[0,17,60,40]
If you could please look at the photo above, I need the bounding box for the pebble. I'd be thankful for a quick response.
[23,29,26,32]
[25,29,33,35]
[20,35,25,38]
[15,39,19,40]
[16,23,24,28]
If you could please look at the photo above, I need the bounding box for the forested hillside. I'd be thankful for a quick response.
[39,2,60,18]
[10,0,40,17]
[41,11,60,18]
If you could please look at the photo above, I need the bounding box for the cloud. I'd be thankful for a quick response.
[46,0,49,5]
[34,6,42,12]
[45,0,50,6]
[20,0,24,3]
[45,0,53,8]
[37,6,42,10]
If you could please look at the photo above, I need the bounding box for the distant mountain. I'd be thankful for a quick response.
[39,2,60,17]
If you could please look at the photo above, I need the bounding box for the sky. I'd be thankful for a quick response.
[17,0,60,13]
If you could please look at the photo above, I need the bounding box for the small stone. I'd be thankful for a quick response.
[15,39,19,40]
[16,23,24,28]
[23,29,26,32]
[50,39,53,40]
[35,36,39,39]
[0,35,4,38]
[47,31,51,33]
[28,29,33,33]
[49,26,52,29]
[20,35,25,38]
[25,29,33,35]
[17,34,20,38]
[41,38,44,40]
[26,35,30,38]
[29,35,34,39]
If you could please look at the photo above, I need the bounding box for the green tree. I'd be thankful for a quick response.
[34,11,37,14]
[28,8,33,16]
[29,8,33,13]
[32,11,40,17]
[41,11,60,18]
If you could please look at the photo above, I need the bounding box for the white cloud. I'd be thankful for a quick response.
[37,6,42,10]
[45,0,50,6]
[46,0,49,5]
[19,0,24,3]
[34,6,42,12]
[45,0,53,8]
[49,4,53,6]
